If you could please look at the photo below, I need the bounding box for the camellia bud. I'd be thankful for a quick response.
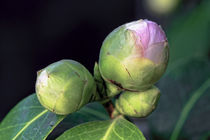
[99,19,169,91]
[115,86,160,117]
[36,60,97,115]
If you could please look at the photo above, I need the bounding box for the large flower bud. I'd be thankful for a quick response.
[115,86,160,117]
[99,19,169,91]
[36,60,97,115]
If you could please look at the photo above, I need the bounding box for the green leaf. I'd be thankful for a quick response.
[148,58,210,140]
[0,94,66,140]
[48,102,109,139]
[57,116,146,140]
[0,93,109,140]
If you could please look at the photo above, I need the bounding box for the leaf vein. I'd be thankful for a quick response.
[12,109,48,140]
[101,118,117,140]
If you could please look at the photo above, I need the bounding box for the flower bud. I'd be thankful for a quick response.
[115,86,160,117]
[36,60,96,115]
[99,19,169,91]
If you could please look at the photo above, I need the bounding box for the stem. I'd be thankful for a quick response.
[102,100,115,119]
[170,78,210,140]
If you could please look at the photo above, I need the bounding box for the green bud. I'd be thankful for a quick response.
[115,86,160,117]
[99,19,169,91]
[36,60,96,115]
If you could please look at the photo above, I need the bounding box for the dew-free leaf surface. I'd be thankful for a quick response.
[57,116,145,140]
[0,94,65,140]
[0,94,110,140]
[48,101,109,139]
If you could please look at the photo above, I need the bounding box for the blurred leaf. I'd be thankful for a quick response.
[57,116,145,140]
[0,94,65,140]
[170,77,210,140]
[148,57,210,140]
[166,0,210,72]
[48,101,109,139]
[148,0,210,139]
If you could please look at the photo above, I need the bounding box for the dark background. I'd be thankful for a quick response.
[0,0,136,120]
[0,0,202,121]
[1,0,209,139]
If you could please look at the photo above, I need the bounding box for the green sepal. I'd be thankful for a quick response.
[105,81,122,97]
[93,62,106,100]
[94,62,122,99]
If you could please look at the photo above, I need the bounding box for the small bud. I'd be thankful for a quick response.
[115,86,160,117]
[99,19,169,91]
[36,60,96,115]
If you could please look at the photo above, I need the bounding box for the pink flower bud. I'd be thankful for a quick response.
[99,19,169,91]
[125,19,168,64]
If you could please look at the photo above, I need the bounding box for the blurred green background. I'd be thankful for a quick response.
[143,0,210,139]
[0,0,210,139]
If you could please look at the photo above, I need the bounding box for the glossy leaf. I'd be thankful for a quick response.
[0,93,110,140]
[48,101,109,139]
[57,116,146,140]
[0,94,66,140]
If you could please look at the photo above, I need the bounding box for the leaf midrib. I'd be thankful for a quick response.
[12,109,48,140]
[101,118,117,140]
